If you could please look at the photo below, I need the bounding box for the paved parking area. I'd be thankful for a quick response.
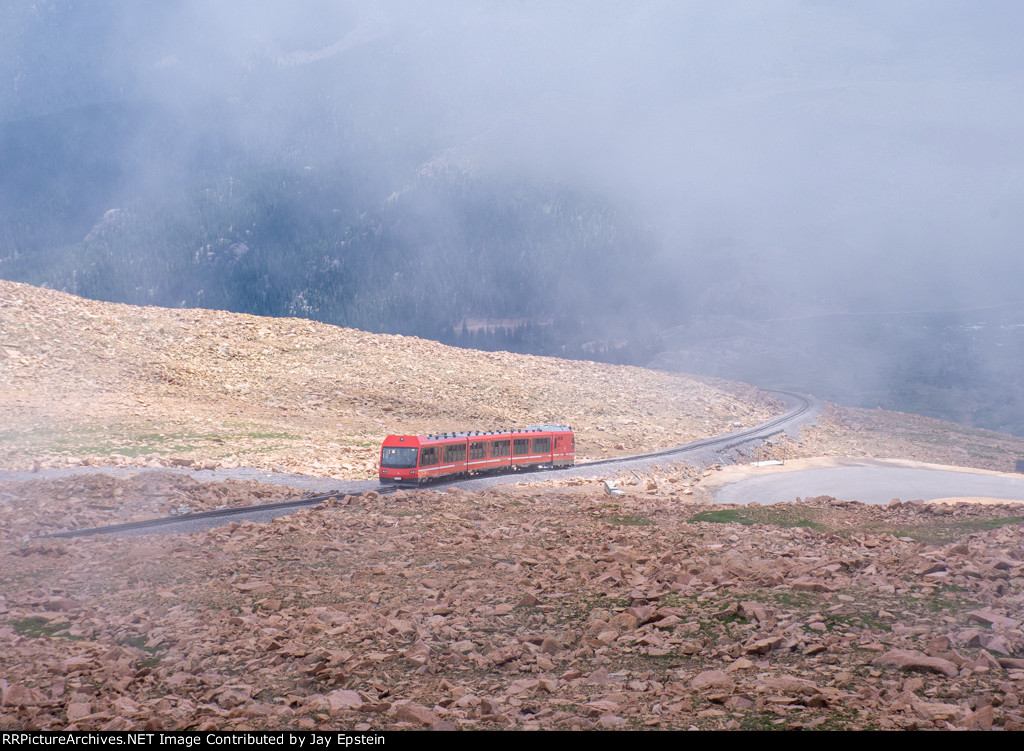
[712,462,1024,505]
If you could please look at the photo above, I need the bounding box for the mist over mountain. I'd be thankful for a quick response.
[2,2,1023,431]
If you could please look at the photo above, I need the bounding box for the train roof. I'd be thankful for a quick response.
[384,426,572,443]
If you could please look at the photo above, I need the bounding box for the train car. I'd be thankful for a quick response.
[379,425,574,486]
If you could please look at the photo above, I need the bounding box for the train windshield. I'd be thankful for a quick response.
[381,447,418,468]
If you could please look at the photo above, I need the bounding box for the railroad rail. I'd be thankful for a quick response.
[42,389,816,539]
[562,389,813,470]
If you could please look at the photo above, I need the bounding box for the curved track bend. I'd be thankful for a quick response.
[43,390,820,538]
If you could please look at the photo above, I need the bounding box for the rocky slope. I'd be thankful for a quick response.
[3,280,1024,731]
[0,280,779,477]
[1,475,1023,730]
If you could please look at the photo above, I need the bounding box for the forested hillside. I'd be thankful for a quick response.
[0,101,675,362]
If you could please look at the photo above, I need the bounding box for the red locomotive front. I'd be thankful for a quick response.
[379,434,428,485]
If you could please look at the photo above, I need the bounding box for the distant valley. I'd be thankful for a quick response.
[652,304,1024,438]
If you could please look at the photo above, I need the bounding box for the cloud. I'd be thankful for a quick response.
[6,0,1024,311]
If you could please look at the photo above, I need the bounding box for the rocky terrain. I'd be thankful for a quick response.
[3,280,1024,731]
[1,474,1023,731]
[0,280,779,477]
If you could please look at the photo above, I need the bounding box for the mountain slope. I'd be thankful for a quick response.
[0,280,777,477]
[5,280,1024,478]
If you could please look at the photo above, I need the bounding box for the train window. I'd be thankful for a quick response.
[491,439,510,457]
[382,447,418,468]
[419,446,438,466]
[444,443,466,463]
[469,441,487,460]
[513,438,529,456]
[532,436,550,453]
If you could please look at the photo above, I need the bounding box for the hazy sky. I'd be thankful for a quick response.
[7,0,1024,312]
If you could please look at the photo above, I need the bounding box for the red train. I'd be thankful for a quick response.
[379,425,574,486]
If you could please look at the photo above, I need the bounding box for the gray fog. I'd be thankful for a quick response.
[8,1,1023,298]
[3,1,1024,431]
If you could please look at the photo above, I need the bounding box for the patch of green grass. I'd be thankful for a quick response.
[720,614,748,639]
[961,516,1024,531]
[119,634,148,649]
[891,515,1024,545]
[753,590,816,610]
[737,713,781,731]
[118,634,165,655]
[11,616,73,638]
[687,507,825,531]
[688,505,1024,544]
[915,588,983,615]
[607,514,657,526]
[636,651,684,667]
[688,509,754,525]
[826,612,892,633]
[118,634,166,668]
[657,592,685,609]
[816,708,869,731]
[693,619,721,640]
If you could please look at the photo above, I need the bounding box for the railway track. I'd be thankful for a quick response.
[43,389,817,539]
[563,389,814,470]
[42,489,379,540]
